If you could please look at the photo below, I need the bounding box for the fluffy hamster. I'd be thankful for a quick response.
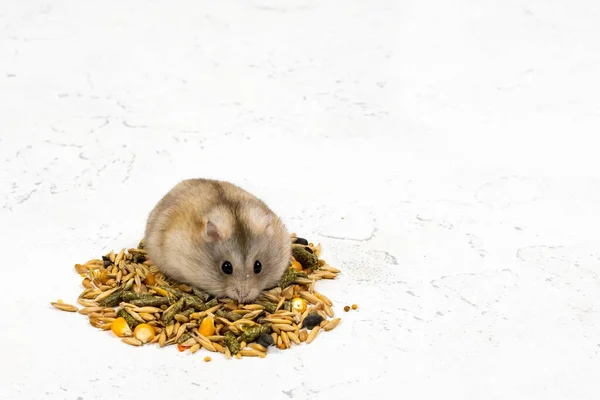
[144,178,291,303]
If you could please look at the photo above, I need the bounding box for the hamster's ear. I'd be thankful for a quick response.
[201,207,234,241]
[246,207,274,235]
[205,220,222,241]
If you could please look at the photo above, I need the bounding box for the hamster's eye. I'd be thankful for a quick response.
[221,261,233,275]
[254,260,262,274]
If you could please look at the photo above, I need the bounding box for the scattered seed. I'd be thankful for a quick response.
[158,331,166,347]
[78,306,103,315]
[122,337,143,346]
[190,344,201,353]
[114,249,125,266]
[126,309,146,323]
[323,318,341,331]
[76,298,98,307]
[344,306,350,312]
[249,343,267,352]
[240,349,262,357]
[194,333,217,352]
[281,331,291,348]
[181,338,197,347]
[95,287,121,303]
[351,304,358,310]
[51,302,79,312]
[174,324,188,342]
[306,326,320,344]
[174,314,189,323]
[299,330,308,342]
[243,304,264,311]
[314,291,332,306]
[287,331,301,345]
[262,318,292,325]
[274,324,296,332]
[139,312,156,321]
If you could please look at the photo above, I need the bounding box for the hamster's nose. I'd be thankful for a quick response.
[233,288,249,302]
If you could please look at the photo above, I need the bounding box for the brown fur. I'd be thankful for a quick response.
[144,179,291,302]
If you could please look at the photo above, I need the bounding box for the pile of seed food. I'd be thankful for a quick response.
[51,235,341,359]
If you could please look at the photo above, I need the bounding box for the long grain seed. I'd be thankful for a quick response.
[174,324,188,342]
[165,323,175,338]
[323,318,341,331]
[132,306,162,313]
[126,309,146,323]
[274,324,296,332]
[249,343,267,352]
[190,344,201,353]
[149,334,161,345]
[77,298,98,307]
[94,287,119,302]
[275,297,285,312]
[261,293,280,303]
[139,313,156,321]
[281,331,291,348]
[263,318,292,325]
[122,337,143,346]
[194,333,216,352]
[114,249,125,266]
[314,291,332,306]
[174,314,189,323]
[213,342,225,353]
[78,306,103,315]
[181,338,197,347]
[306,326,320,344]
[243,304,264,310]
[51,302,79,312]
[287,331,301,345]
[240,349,263,357]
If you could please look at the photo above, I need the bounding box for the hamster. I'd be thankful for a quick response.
[144,178,291,303]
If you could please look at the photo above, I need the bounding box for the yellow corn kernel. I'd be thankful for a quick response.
[133,323,155,344]
[111,317,132,337]
[291,297,307,313]
[143,274,156,286]
[198,316,215,337]
[290,259,303,272]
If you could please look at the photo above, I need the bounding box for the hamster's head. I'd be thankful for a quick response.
[189,204,291,303]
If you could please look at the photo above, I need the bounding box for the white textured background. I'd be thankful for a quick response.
[1,0,600,399]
